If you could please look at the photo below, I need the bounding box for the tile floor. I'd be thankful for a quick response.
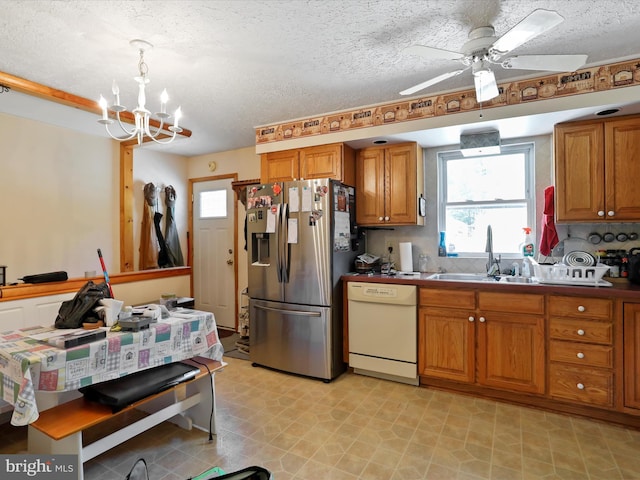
[2,356,640,479]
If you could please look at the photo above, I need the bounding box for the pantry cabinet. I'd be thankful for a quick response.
[555,115,640,222]
[355,142,424,226]
[260,143,355,185]
[623,302,640,410]
[419,288,545,394]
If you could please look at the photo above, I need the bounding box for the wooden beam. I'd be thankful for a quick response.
[0,70,192,138]
[120,145,135,272]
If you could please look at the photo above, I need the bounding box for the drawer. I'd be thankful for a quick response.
[548,296,613,320]
[478,292,544,315]
[549,364,614,407]
[420,288,475,309]
[549,340,613,368]
[549,318,613,345]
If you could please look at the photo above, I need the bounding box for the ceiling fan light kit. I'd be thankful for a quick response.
[400,9,587,104]
[97,39,183,145]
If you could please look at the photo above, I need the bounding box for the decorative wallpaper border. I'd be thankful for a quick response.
[255,58,640,145]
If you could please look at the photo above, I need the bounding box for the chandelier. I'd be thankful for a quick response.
[98,39,182,145]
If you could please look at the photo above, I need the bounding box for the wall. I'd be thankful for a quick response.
[0,112,189,281]
[133,149,189,270]
[364,134,640,274]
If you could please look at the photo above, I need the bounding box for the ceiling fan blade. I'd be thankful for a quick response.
[502,54,588,72]
[404,44,464,61]
[400,69,467,96]
[474,70,499,102]
[491,9,564,55]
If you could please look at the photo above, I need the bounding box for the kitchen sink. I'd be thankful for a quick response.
[500,276,538,284]
[426,273,498,282]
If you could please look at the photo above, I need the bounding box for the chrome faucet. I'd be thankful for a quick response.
[485,225,501,276]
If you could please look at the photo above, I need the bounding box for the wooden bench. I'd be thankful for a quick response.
[28,357,226,480]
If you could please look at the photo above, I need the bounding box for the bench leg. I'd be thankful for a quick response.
[183,370,218,434]
[28,427,84,480]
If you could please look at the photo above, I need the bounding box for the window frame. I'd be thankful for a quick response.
[437,142,535,258]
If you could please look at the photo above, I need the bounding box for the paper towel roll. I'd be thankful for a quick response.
[399,242,413,273]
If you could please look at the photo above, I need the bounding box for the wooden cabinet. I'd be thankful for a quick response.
[548,296,615,407]
[623,302,640,410]
[555,115,640,222]
[355,142,424,226]
[260,143,355,184]
[419,288,545,394]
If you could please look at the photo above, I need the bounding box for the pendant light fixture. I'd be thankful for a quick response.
[98,39,182,145]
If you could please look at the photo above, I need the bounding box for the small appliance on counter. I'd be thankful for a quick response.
[354,253,380,273]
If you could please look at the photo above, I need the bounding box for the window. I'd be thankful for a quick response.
[199,189,227,218]
[437,143,535,256]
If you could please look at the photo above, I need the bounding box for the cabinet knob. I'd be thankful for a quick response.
[608,210,615,217]
[597,210,605,217]
[378,217,384,221]
[479,316,486,323]
[577,306,585,312]
[576,383,585,390]
[384,216,390,221]
[577,329,585,336]
[577,352,585,359]
[468,316,475,322]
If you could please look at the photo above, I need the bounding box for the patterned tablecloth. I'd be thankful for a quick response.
[0,309,224,426]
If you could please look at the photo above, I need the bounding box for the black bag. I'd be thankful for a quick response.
[20,271,68,284]
[54,281,111,329]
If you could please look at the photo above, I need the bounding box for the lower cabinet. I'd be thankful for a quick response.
[624,302,640,410]
[548,295,615,408]
[419,288,545,394]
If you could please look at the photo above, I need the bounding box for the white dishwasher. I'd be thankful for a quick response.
[347,282,418,385]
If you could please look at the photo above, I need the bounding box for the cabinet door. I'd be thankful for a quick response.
[300,144,342,180]
[355,148,386,225]
[554,122,604,222]
[624,303,640,410]
[386,144,418,224]
[261,150,299,183]
[477,312,545,394]
[419,307,475,383]
[605,118,640,221]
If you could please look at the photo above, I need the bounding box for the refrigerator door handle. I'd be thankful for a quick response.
[281,203,289,283]
[254,304,322,317]
[275,203,283,283]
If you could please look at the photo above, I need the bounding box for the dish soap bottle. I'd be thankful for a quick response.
[438,232,447,257]
[522,227,535,257]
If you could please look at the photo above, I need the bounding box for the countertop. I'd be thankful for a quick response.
[342,272,640,300]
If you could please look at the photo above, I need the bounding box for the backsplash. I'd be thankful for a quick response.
[362,222,640,275]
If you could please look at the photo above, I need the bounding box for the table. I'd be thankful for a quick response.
[0,308,223,426]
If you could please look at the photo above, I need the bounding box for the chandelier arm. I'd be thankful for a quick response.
[114,111,138,136]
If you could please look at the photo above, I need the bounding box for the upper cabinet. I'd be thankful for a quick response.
[355,142,424,226]
[260,143,355,185]
[555,115,640,222]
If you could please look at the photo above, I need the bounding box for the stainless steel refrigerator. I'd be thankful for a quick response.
[247,178,361,381]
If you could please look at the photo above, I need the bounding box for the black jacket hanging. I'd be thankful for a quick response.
[164,185,184,266]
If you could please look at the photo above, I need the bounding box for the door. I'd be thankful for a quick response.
[250,298,332,379]
[193,178,236,329]
[284,179,332,306]
[605,117,640,221]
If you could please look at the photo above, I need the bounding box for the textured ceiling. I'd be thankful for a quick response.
[1,0,639,156]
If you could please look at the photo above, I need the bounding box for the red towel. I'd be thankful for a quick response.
[539,185,559,256]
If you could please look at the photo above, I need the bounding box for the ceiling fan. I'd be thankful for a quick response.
[400,9,588,102]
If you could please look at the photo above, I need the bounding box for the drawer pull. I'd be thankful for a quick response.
[577,305,585,312]
[577,329,585,336]
[577,383,585,390]
[468,316,475,322]
[576,352,585,359]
